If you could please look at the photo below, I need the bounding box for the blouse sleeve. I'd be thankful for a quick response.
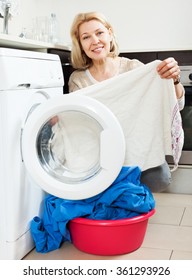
[68,70,93,92]
[177,88,185,111]
[68,71,81,92]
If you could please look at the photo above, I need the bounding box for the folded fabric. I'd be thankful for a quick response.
[31,166,155,253]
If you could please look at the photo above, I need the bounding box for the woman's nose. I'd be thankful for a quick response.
[91,35,99,44]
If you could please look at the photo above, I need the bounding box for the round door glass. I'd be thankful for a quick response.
[37,111,103,183]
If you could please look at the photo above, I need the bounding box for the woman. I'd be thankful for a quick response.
[68,11,185,192]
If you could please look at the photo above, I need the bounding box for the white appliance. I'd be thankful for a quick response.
[0,48,125,259]
[0,48,64,260]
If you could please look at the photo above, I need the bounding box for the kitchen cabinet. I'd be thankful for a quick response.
[120,50,192,65]
[157,51,192,65]
[119,52,157,64]
[48,48,74,93]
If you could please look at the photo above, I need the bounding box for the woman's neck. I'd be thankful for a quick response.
[89,57,120,82]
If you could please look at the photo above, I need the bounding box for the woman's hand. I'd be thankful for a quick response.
[157,57,184,101]
[157,57,180,82]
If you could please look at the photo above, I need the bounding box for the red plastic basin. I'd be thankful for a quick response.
[69,209,155,255]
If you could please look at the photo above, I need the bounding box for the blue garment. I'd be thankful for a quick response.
[31,166,155,253]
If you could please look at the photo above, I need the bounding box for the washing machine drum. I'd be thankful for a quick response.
[22,95,125,200]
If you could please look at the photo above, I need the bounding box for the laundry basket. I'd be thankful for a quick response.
[69,209,155,255]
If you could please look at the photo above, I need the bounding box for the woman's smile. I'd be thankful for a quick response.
[91,46,104,53]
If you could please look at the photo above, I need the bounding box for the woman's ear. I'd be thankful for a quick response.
[108,28,113,41]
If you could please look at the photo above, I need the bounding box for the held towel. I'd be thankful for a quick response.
[74,60,184,171]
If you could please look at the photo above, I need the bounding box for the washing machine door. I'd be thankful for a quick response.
[22,94,125,200]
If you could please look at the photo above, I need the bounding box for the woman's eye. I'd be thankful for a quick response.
[82,36,88,40]
[97,31,104,36]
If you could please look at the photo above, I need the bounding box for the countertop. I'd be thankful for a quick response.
[0,33,71,51]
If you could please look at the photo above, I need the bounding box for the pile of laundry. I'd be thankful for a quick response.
[31,166,155,253]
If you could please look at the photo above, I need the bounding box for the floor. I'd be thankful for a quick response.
[23,192,192,260]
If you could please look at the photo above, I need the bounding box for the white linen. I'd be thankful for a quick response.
[74,60,184,171]
[51,112,102,173]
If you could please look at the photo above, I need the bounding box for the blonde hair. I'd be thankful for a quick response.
[70,12,119,69]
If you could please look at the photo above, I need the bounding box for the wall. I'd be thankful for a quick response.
[0,0,191,51]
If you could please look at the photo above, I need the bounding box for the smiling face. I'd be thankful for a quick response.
[79,20,112,62]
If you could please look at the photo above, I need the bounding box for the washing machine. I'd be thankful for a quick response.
[0,48,125,260]
[0,48,64,260]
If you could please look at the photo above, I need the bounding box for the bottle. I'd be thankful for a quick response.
[19,28,27,38]
[49,13,59,44]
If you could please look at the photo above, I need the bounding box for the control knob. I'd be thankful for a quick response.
[189,73,192,81]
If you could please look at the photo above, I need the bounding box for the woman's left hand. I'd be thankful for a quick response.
[157,57,184,102]
[157,57,180,81]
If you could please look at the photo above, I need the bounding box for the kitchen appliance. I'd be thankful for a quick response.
[0,48,125,259]
[0,48,64,260]
[166,65,192,194]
